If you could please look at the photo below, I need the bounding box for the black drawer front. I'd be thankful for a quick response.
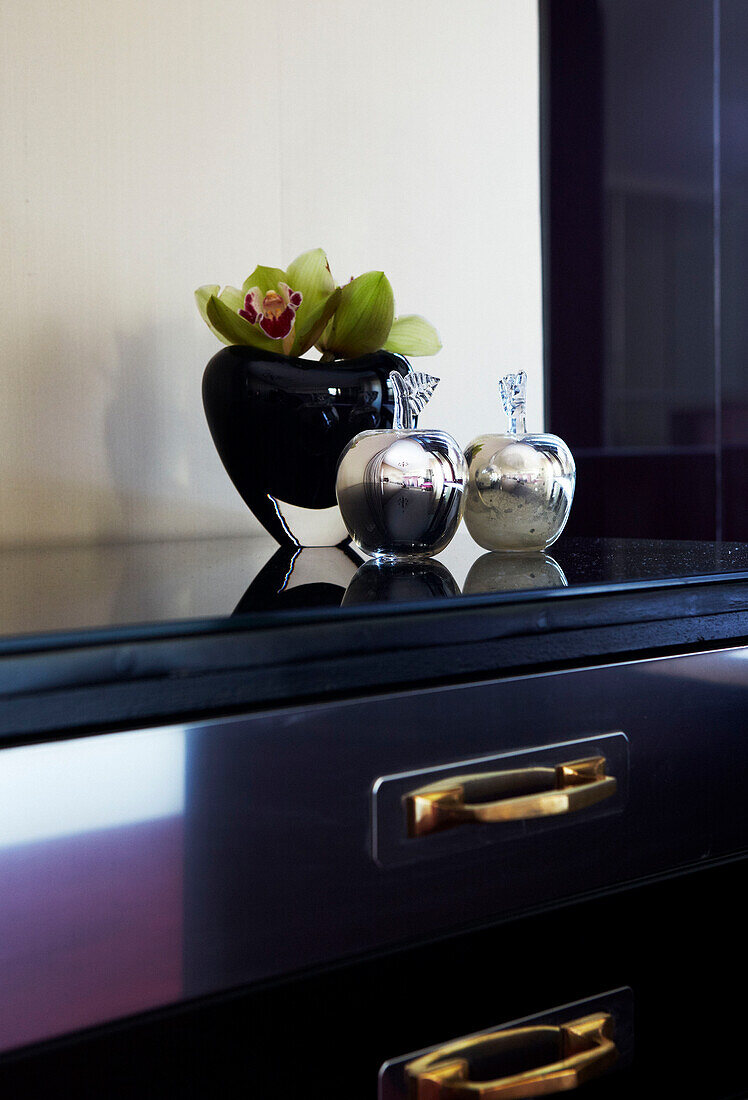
[2,859,747,1098]
[184,645,748,994]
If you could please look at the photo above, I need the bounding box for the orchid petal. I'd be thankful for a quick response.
[280,283,303,309]
[239,287,263,325]
[285,248,335,310]
[278,282,304,311]
[324,271,395,358]
[217,285,245,313]
[195,284,230,344]
[292,286,342,356]
[286,250,335,351]
[383,314,442,357]
[315,314,335,353]
[241,265,288,297]
[258,303,297,339]
[205,293,280,351]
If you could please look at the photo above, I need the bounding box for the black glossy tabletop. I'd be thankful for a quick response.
[2,530,748,648]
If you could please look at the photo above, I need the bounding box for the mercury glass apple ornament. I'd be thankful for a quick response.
[464,372,575,552]
[336,371,467,558]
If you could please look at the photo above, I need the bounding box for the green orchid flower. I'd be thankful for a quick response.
[317,271,442,359]
[196,249,441,360]
[317,271,394,359]
[196,249,340,357]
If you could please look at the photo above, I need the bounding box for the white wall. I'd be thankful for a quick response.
[0,0,542,547]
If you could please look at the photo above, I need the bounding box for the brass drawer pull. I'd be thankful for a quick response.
[405,1011,617,1097]
[405,756,617,838]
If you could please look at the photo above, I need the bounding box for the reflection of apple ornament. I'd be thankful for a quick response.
[463,551,568,594]
[464,372,575,552]
[342,558,460,604]
[336,371,468,558]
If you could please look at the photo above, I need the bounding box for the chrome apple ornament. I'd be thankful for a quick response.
[464,372,575,552]
[336,370,467,558]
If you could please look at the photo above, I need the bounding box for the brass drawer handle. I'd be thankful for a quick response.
[405,1011,617,1098]
[405,756,617,838]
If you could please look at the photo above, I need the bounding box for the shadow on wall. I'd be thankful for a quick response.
[104,323,254,540]
[0,471,245,548]
[0,320,253,547]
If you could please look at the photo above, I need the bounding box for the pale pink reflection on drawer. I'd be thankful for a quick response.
[635,647,748,687]
[0,727,184,1054]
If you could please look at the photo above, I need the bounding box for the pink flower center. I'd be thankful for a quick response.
[239,282,303,340]
[260,290,286,319]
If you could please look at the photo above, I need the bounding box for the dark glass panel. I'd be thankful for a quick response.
[541,0,717,538]
[568,452,717,541]
[540,0,604,450]
[720,0,748,538]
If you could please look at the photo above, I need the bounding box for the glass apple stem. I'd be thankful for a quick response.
[500,371,528,435]
[390,371,413,430]
[509,404,527,435]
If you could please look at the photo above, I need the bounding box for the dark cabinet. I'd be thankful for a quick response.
[2,538,748,1096]
[1,646,747,1096]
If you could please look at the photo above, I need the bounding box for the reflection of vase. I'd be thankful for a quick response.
[342,558,459,605]
[233,544,364,613]
[203,346,410,548]
[463,551,568,594]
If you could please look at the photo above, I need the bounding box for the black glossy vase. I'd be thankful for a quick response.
[203,346,410,547]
